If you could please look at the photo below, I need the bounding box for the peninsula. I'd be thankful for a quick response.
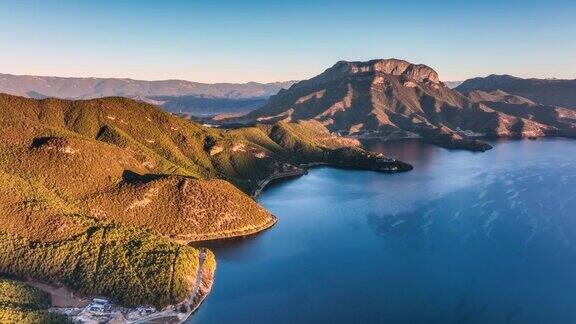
[0,93,410,320]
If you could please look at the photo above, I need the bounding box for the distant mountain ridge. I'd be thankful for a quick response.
[456,74,576,110]
[443,81,463,89]
[242,59,576,150]
[0,73,295,99]
[0,73,296,116]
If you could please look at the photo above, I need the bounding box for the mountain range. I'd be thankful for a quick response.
[1,59,575,320]
[241,59,576,150]
[2,62,575,152]
[456,74,576,110]
[443,81,463,89]
[0,73,296,116]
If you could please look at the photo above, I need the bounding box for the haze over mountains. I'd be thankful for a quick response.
[0,73,296,116]
[243,59,576,150]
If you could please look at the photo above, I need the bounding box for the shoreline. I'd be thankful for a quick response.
[351,131,575,152]
[21,251,216,323]
[251,155,413,199]
[251,169,308,198]
[182,216,278,245]
[129,249,215,323]
[182,249,215,322]
[179,250,209,322]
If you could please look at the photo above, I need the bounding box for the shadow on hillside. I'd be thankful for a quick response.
[31,136,57,148]
[121,170,166,184]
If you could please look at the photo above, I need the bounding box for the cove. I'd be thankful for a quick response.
[192,138,576,323]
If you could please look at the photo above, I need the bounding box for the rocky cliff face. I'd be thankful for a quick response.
[245,59,576,150]
[299,59,440,88]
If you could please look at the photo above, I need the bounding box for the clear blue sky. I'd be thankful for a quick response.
[0,0,574,83]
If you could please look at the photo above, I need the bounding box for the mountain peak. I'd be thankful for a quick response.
[247,58,576,151]
[327,58,440,84]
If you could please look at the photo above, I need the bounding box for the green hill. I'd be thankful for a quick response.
[0,93,409,310]
[0,225,212,308]
[0,278,69,323]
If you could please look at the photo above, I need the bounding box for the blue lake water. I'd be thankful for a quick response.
[193,138,576,323]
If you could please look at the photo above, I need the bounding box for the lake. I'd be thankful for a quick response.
[192,138,576,323]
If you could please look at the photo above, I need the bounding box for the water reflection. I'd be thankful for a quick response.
[362,138,439,167]
[190,233,267,262]
[366,164,576,255]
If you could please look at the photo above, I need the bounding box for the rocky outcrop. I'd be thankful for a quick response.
[298,59,440,88]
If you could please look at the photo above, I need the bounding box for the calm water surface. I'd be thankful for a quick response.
[193,138,576,323]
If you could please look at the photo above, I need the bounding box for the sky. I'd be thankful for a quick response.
[0,0,574,83]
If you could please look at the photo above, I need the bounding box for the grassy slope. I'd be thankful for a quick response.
[0,225,209,308]
[0,93,409,309]
[0,95,343,189]
[0,162,216,308]
[0,94,275,243]
[0,278,69,323]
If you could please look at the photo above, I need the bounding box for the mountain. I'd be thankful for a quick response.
[0,73,296,116]
[243,59,576,150]
[151,95,269,116]
[465,89,576,133]
[0,73,295,99]
[443,81,463,89]
[456,75,576,110]
[0,93,410,309]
